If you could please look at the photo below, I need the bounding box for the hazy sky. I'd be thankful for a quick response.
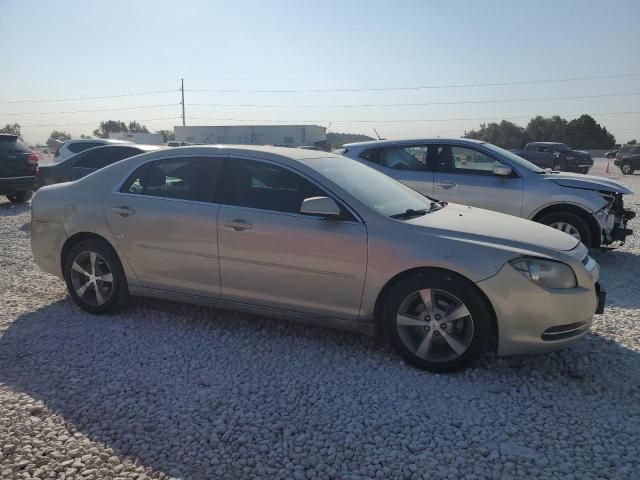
[1,0,639,144]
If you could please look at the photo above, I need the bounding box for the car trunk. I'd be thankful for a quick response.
[0,136,37,178]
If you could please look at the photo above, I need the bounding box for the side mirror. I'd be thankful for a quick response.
[493,165,512,176]
[300,196,341,217]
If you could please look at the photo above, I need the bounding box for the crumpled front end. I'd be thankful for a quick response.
[595,191,635,247]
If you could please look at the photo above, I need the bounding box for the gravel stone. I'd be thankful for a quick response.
[0,158,639,479]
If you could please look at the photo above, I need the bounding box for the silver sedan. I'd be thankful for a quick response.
[31,146,604,371]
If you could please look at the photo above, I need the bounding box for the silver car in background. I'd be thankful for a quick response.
[32,146,604,372]
[342,138,634,248]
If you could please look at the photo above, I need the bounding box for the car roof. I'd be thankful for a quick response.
[138,144,337,162]
[85,144,165,152]
[527,142,565,146]
[0,134,19,140]
[342,137,485,149]
[63,138,133,145]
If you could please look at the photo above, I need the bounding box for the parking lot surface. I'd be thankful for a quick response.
[1,158,639,480]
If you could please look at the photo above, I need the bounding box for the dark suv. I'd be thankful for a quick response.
[614,144,640,175]
[0,134,38,203]
[512,142,593,173]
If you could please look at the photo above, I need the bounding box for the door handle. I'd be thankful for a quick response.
[435,182,456,189]
[223,219,252,232]
[111,206,135,217]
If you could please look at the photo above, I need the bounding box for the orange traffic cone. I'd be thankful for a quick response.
[605,162,609,173]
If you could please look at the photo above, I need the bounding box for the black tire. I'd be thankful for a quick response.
[382,270,492,372]
[7,190,33,203]
[553,162,562,171]
[621,162,634,175]
[63,239,129,314]
[538,211,592,247]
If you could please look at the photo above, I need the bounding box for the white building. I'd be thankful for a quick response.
[109,132,164,145]
[174,125,327,148]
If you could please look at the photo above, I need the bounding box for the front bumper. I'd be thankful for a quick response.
[476,262,598,357]
[597,193,635,247]
[0,176,36,195]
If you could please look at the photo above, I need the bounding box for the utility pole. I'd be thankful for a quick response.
[180,78,186,126]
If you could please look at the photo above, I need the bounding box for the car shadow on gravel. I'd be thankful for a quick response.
[592,249,640,309]
[1,298,639,479]
[0,200,31,216]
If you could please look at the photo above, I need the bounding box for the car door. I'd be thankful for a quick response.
[356,146,435,197]
[217,156,367,321]
[432,144,524,216]
[103,155,223,297]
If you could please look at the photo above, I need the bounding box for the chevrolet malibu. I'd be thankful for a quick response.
[31,146,604,372]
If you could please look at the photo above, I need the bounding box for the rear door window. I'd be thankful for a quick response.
[121,157,222,203]
[361,146,432,171]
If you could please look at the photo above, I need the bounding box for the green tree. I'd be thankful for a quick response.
[0,123,21,137]
[128,121,149,133]
[464,120,529,149]
[49,130,72,141]
[525,115,568,143]
[565,114,615,149]
[628,139,637,145]
[93,120,128,138]
[157,129,175,142]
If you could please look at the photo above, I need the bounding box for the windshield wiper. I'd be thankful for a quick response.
[390,208,428,219]
[391,202,445,219]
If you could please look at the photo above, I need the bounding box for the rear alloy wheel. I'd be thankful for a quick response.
[383,271,492,372]
[63,239,129,314]
[538,211,592,247]
[621,162,634,175]
[7,190,33,203]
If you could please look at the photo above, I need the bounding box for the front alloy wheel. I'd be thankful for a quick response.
[396,289,474,363]
[383,271,492,372]
[548,221,581,240]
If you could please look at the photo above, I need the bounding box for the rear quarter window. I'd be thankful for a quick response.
[68,141,102,153]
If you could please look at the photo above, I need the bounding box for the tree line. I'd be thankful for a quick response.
[0,120,175,143]
[463,114,619,149]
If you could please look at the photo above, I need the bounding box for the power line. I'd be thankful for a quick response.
[187,91,640,109]
[2,72,639,104]
[188,111,640,124]
[0,89,178,104]
[18,116,182,128]
[187,73,640,94]
[2,104,179,116]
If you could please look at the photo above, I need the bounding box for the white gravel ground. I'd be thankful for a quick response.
[1,158,639,480]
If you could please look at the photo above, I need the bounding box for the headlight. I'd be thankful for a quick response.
[509,258,577,289]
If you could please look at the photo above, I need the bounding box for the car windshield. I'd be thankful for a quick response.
[309,157,433,217]
[483,143,545,173]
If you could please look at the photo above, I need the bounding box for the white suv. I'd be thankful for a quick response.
[54,138,133,163]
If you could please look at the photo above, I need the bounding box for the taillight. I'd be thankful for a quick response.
[27,153,39,163]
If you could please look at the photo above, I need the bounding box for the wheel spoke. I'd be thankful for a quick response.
[90,252,97,275]
[440,329,467,356]
[94,284,106,305]
[72,261,91,278]
[397,314,428,327]
[415,330,435,358]
[419,289,434,314]
[443,303,471,323]
[96,273,113,283]
[76,279,92,298]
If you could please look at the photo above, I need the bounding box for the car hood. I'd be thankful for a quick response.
[544,172,632,194]
[406,203,579,253]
